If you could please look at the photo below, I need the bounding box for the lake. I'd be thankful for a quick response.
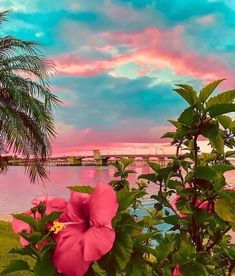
[0,165,235,215]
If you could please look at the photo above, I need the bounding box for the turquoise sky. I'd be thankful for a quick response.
[1,0,235,154]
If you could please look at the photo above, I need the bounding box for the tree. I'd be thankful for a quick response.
[0,10,60,181]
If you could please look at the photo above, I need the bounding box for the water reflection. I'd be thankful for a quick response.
[0,164,234,215]
[0,165,151,214]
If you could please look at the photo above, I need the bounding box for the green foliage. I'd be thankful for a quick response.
[109,158,136,190]
[0,260,31,275]
[1,204,61,275]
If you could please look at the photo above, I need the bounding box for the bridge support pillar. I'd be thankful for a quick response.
[67,157,82,166]
[95,157,109,166]
[157,157,166,167]
[142,156,150,164]
[93,150,109,166]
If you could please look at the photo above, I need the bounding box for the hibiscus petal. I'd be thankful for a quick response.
[61,191,89,223]
[19,236,29,246]
[12,211,31,246]
[88,184,118,226]
[83,226,115,261]
[173,264,181,276]
[53,225,90,276]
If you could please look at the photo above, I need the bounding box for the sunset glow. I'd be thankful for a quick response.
[2,0,235,155]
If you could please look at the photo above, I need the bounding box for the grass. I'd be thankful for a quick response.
[0,221,34,275]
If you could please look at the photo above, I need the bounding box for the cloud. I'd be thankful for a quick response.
[52,74,185,130]
[53,26,235,86]
[52,121,174,155]
[4,0,235,154]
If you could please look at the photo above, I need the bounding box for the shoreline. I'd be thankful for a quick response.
[0,214,12,222]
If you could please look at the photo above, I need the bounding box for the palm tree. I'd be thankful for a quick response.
[0,10,60,181]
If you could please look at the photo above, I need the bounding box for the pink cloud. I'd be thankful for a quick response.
[61,99,76,107]
[50,85,72,94]
[53,26,235,86]
[52,122,174,155]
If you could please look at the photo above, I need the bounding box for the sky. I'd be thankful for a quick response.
[1,0,235,155]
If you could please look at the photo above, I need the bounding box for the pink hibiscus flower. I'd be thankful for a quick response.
[12,196,67,246]
[53,184,118,276]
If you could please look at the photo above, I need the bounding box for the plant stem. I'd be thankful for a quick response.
[206,226,231,252]
[193,134,198,168]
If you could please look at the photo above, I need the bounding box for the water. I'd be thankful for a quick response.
[0,165,234,215]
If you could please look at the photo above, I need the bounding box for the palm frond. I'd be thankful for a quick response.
[0,10,10,25]
[0,10,60,181]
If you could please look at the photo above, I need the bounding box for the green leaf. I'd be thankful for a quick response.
[20,231,42,244]
[194,166,218,182]
[161,132,175,139]
[215,198,235,224]
[206,89,235,108]
[155,240,174,261]
[208,103,235,118]
[176,200,193,215]
[168,180,181,189]
[110,161,122,171]
[0,260,31,275]
[138,173,158,183]
[208,133,224,154]
[135,232,155,242]
[126,255,149,276]
[34,251,58,276]
[168,120,179,127]
[217,115,232,129]
[211,164,235,173]
[199,79,225,103]
[67,185,94,194]
[147,162,160,172]
[112,231,133,270]
[172,238,195,264]
[178,107,196,126]
[125,170,136,174]
[114,213,140,235]
[85,262,107,276]
[12,213,36,228]
[10,247,37,257]
[181,262,208,276]
[218,189,235,201]
[117,190,145,211]
[195,211,210,226]
[37,211,62,232]
[114,171,122,177]
[163,215,179,225]
[174,84,198,105]
[121,158,133,169]
[225,150,235,157]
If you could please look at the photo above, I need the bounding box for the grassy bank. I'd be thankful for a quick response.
[0,221,33,275]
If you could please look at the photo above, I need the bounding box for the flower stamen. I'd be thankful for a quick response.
[50,221,65,234]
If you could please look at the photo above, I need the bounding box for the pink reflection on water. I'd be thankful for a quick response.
[0,165,152,214]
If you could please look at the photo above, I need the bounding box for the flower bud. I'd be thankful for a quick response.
[30,206,37,215]
[37,201,46,215]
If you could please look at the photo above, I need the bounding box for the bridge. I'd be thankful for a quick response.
[45,150,175,166]
[8,151,235,167]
